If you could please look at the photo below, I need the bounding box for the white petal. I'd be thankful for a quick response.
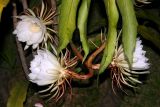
[132,62,150,70]
[34,103,43,107]
[29,50,64,86]
[13,15,46,49]
[24,45,29,50]
[32,43,39,49]
[131,38,150,70]
[115,38,150,71]
[13,29,17,34]
[28,73,38,80]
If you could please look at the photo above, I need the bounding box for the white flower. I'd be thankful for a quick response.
[132,38,150,70]
[29,50,66,86]
[28,49,78,101]
[13,16,46,49]
[115,38,150,70]
[13,2,57,50]
[110,38,150,88]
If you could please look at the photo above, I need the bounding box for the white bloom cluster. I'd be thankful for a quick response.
[29,50,66,86]
[13,16,46,50]
[29,49,71,101]
[111,38,150,88]
[116,38,150,71]
[132,38,150,70]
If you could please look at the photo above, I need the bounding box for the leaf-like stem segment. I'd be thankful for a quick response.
[99,0,119,74]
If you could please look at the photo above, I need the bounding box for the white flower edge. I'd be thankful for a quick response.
[13,15,46,50]
[28,49,65,86]
[34,103,43,107]
[132,38,150,70]
[110,38,150,88]
[117,38,150,72]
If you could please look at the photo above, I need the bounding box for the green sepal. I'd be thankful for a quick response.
[99,0,119,74]
[77,0,91,61]
[117,0,138,66]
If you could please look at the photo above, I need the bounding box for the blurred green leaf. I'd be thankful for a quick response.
[87,0,106,34]
[99,0,119,74]
[75,67,82,73]
[117,0,138,66]
[0,5,3,20]
[77,0,91,61]
[0,32,16,69]
[28,0,42,8]
[0,0,10,21]
[57,0,62,6]
[136,9,160,27]
[57,0,80,53]
[138,25,160,50]
[7,80,29,107]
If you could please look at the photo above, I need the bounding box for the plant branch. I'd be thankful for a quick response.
[70,42,89,68]
[86,42,106,70]
[70,41,106,79]
[70,42,105,70]
[66,70,93,80]
[12,3,29,79]
[51,0,57,10]
[70,42,93,79]
[21,0,28,9]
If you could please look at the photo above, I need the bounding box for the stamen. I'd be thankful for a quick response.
[40,1,45,17]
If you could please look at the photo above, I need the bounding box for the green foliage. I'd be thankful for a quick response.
[138,25,160,50]
[136,8,160,50]
[87,0,106,34]
[57,0,62,6]
[57,0,80,53]
[117,0,138,66]
[99,0,119,74]
[136,9,160,27]
[0,32,16,70]
[7,80,29,107]
[77,0,91,61]
[88,33,102,50]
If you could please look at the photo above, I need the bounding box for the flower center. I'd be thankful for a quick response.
[30,23,41,32]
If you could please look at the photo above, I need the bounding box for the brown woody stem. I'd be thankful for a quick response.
[65,70,93,80]
[86,42,106,70]
[70,41,106,79]
[70,42,93,79]
[12,3,29,79]
[21,0,28,10]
